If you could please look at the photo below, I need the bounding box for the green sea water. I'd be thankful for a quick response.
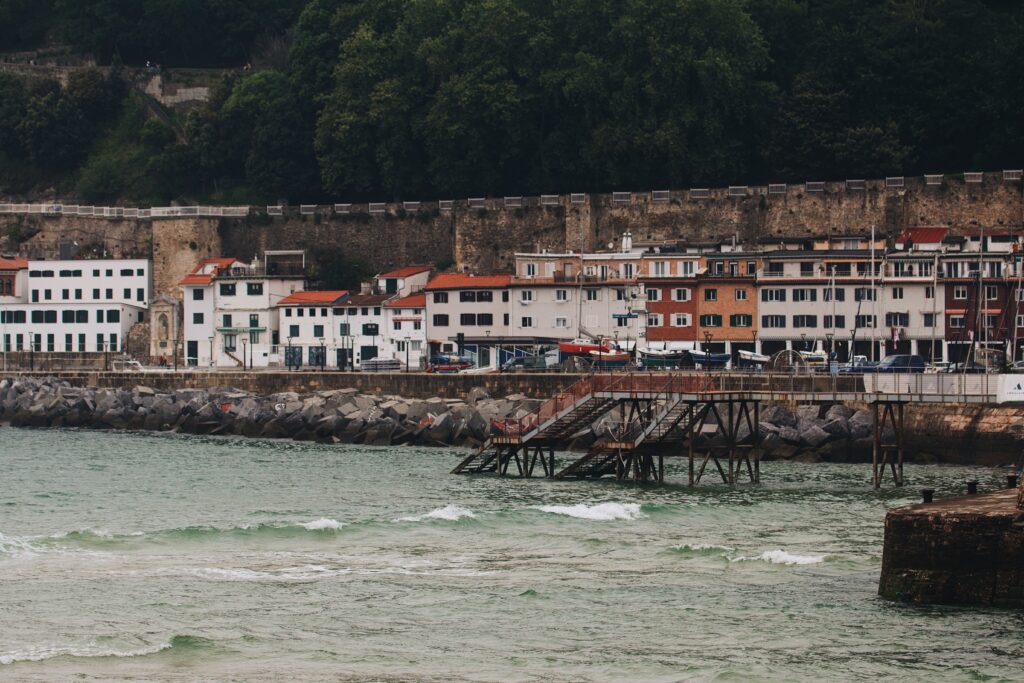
[1,428,1021,682]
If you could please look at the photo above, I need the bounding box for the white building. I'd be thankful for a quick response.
[1,257,149,353]
[277,290,350,369]
[383,292,426,369]
[424,273,512,366]
[181,254,307,368]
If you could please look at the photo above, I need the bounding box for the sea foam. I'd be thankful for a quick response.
[729,549,825,565]
[396,504,476,522]
[299,518,344,531]
[0,641,172,665]
[534,502,643,521]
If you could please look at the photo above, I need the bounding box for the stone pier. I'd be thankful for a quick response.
[879,488,1024,607]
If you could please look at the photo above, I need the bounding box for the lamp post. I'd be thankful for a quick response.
[704,330,713,370]
[801,332,808,351]
[319,337,326,371]
[287,336,294,372]
[208,335,214,369]
[241,338,248,371]
[485,329,491,368]
[404,336,411,373]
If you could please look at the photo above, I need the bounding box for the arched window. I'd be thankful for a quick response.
[158,313,169,340]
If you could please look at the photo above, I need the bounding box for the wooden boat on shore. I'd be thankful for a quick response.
[639,348,691,367]
[590,349,631,368]
[559,338,615,355]
[690,350,731,369]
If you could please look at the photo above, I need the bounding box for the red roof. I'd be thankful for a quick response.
[385,292,426,308]
[277,290,349,306]
[961,226,1020,237]
[425,274,511,290]
[378,265,432,279]
[178,257,240,286]
[0,256,28,270]
[896,227,948,244]
[344,293,390,305]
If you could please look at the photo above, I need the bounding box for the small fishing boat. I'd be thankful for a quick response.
[559,338,614,355]
[639,348,691,368]
[689,350,731,369]
[736,349,769,367]
[797,349,828,365]
[589,349,631,368]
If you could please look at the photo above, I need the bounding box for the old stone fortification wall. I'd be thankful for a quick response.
[2,172,1022,298]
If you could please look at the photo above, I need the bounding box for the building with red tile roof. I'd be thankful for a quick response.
[425,273,512,290]
[277,290,349,306]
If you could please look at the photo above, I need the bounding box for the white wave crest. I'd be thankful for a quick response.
[0,532,43,557]
[183,565,334,582]
[729,549,825,565]
[674,543,734,552]
[299,518,344,531]
[0,641,171,665]
[396,504,476,522]
[535,502,643,521]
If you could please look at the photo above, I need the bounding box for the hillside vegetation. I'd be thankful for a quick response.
[0,0,1021,204]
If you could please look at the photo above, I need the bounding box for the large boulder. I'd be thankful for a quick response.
[799,425,831,448]
[778,426,801,444]
[467,386,491,405]
[824,404,855,421]
[822,417,850,439]
[796,404,823,422]
[760,405,796,428]
[849,410,873,439]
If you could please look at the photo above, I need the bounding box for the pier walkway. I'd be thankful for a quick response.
[452,372,1000,487]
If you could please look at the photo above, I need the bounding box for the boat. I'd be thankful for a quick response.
[689,350,731,369]
[736,349,769,367]
[797,349,828,365]
[639,348,691,368]
[559,337,614,355]
[589,349,631,368]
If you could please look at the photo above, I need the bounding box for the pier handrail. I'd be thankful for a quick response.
[492,375,596,437]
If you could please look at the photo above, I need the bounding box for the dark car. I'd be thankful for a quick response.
[867,354,927,373]
[501,355,548,372]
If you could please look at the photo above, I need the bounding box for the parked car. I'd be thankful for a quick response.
[945,362,988,374]
[501,355,549,372]
[856,354,926,373]
[837,356,877,373]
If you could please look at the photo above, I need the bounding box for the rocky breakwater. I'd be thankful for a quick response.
[758,403,883,463]
[0,376,553,448]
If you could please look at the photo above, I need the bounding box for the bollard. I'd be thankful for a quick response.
[921,489,935,504]
[1008,474,1018,489]
[967,480,978,495]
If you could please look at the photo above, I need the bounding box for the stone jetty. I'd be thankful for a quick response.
[2,375,892,459]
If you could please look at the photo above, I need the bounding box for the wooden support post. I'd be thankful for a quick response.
[897,402,904,487]
[688,403,695,486]
[872,402,880,489]
[727,399,736,486]
[753,401,761,484]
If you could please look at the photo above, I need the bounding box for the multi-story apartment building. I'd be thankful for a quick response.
[696,251,759,358]
[424,274,511,365]
[639,251,701,350]
[383,292,426,369]
[332,293,390,368]
[277,291,349,368]
[1,258,149,354]
[181,253,307,367]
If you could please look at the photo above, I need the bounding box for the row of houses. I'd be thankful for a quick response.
[2,226,1023,368]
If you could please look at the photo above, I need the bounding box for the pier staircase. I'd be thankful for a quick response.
[451,376,615,475]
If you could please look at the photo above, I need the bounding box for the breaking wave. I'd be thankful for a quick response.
[299,518,344,531]
[396,504,476,522]
[0,634,214,666]
[728,549,825,565]
[534,502,644,521]
[669,543,734,556]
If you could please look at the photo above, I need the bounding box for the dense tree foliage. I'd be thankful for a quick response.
[0,0,1022,202]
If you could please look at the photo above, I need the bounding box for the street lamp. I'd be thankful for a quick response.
[287,336,294,372]
[404,336,411,373]
[208,335,214,369]
[825,332,834,355]
[319,337,326,371]
[241,338,248,371]
[703,330,713,369]
[801,332,808,351]
[485,329,491,368]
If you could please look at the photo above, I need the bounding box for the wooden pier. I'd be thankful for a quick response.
[452,372,988,486]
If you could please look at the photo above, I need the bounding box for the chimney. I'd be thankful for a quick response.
[621,231,633,253]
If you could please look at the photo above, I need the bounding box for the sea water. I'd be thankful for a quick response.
[1,429,1021,682]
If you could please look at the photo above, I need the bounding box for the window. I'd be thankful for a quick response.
[521,316,533,328]
[672,288,690,302]
[137,268,144,276]
[586,289,599,301]
[555,317,569,328]
[289,325,299,337]
[136,288,144,302]
[61,288,69,299]
[433,314,449,327]
[107,310,120,323]
[313,325,324,337]
[923,313,936,327]
[1017,315,1024,329]
[823,288,845,302]
[699,314,722,327]
[704,288,717,302]
[123,288,131,299]
[224,334,237,352]
[761,315,785,328]
[393,320,402,331]
[985,314,1000,329]
[855,315,877,328]
[192,288,204,300]
[247,282,263,295]
[43,289,51,300]
[525,263,536,277]
[680,262,694,276]
[824,315,846,329]
[361,323,378,336]
[622,263,635,278]
[891,287,904,300]
[308,308,316,317]
[96,310,104,323]
[652,261,667,276]
[673,313,691,327]
[521,290,534,302]
[338,322,350,335]
[62,310,74,323]
[105,269,112,277]
[761,289,785,302]
[616,289,626,301]
[285,308,293,318]
[478,313,493,325]
[460,313,477,326]
[297,308,304,317]
[793,288,817,302]
[647,313,662,327]
[730,314,752,327]
[645,288,660,302]
[766,263,784,275]
[925,286,934,299]
[219,283,236,296]
[433,292,449,304]
[793,315,817,328]
[556,289,569,302]
[31,310,44,323]
[477,291,493,302]
[616,317,630,327]
[949,315,965,328]
[734,289,747,301]
[92,288,99,299]
[250,314,259,328]
[747,261,757,275]
[502,291,509,302]
[75,310,87,323]
[74,289,82,300]
[460,291,477,302]
[503,314,509,326]
[885,312,909,327]
[193,312,204,324]
[986,285,998,301]
[105,289,112,300]
[854,287,876,302]
[800,263,815,276]
[222,314,232,327]
[953,286,967,300]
